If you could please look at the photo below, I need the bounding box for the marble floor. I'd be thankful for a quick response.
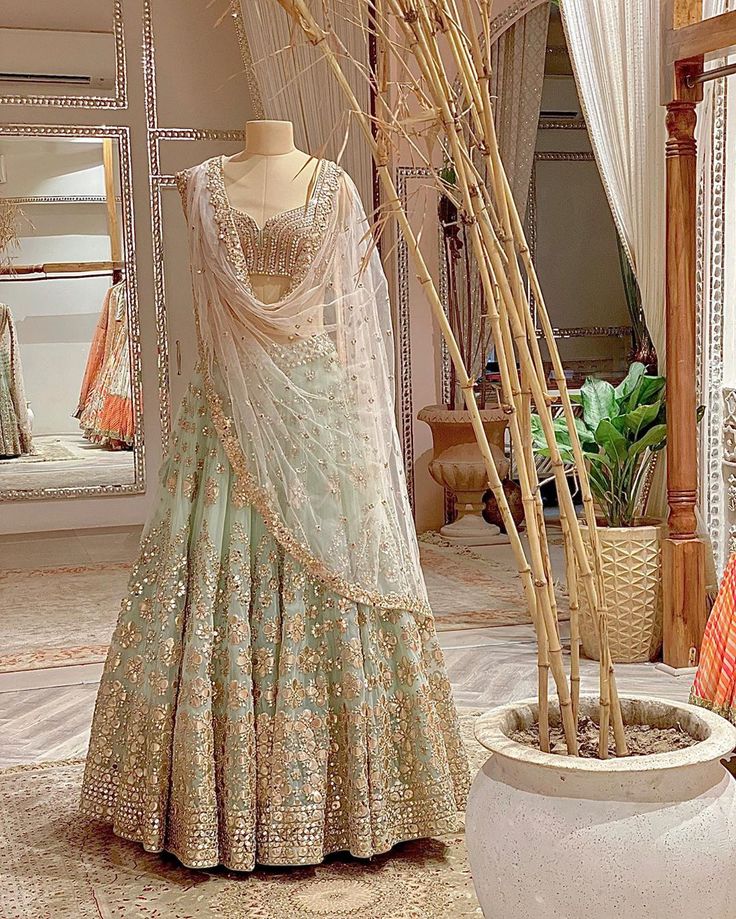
[0,525,695,770]
[0,433,135,492]
[0,622,695,770]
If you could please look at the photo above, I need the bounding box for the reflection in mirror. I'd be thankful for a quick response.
[0,1,122,106]
[0,133,142,497]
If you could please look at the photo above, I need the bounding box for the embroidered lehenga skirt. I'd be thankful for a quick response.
[80,342,469,871]
[75,282,134,450]
[0,303,32,458]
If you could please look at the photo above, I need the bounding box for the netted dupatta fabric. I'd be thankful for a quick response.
[181,159,428,614]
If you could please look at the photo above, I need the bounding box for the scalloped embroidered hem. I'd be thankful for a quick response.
[79,804,463,873]
[689,692,736,724]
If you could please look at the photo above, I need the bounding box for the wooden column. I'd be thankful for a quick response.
[662,58,707,668]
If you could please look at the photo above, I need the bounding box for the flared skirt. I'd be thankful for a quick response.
[691,552,736,721]
[79,374,469,871]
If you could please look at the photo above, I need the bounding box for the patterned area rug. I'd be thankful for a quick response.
[0,712,487,919]
[0,563,130,672]
[421,539,568,631]
[0,438,89,464]
[0,538,558,672]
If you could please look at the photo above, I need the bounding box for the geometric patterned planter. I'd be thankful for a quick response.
[579,523,664,663]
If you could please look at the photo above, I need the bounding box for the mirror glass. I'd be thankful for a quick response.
[0,133,142,497]
[0,1,121,104]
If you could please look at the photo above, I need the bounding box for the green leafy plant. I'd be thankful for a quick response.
[531,363,667,528]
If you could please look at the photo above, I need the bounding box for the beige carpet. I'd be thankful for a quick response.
[1,439,87,464]
[0,563,130,672]
[0,712,487,919]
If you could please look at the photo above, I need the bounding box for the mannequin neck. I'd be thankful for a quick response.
[244,120,296,156]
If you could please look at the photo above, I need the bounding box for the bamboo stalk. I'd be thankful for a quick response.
[435,0,626,754]
[396,0,621,755]
[381,0,585,754]
[270,0,627,759]
[388,0,579,753]
[560,500,582,723]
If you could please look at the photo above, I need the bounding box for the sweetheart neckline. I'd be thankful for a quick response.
[219,156,325,233]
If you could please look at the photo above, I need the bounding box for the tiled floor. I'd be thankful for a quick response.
[0,433,135,492]
[0,526,695,769]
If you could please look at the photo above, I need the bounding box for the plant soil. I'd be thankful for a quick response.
[511,715,697,758]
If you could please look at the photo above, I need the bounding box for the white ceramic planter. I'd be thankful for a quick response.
[466,696,736,919]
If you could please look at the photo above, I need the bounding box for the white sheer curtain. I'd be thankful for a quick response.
[559,0,665,366]
[237,2,374,208]
[491,3,551,216]
[561,0,724,583]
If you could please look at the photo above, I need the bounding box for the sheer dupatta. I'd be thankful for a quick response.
[179,159,428,614]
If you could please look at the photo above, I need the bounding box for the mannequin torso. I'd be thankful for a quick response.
[222,121,320,305]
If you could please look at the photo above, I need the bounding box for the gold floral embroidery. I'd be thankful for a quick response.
[175,168,190,220]
[200,354,431,617]
[204,478,219,506]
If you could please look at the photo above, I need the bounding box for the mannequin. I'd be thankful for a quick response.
[222,120,320,304]
[80,121,470,871]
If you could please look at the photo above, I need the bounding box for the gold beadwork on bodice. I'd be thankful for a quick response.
[180,156,343,301]
[229,159,337,290]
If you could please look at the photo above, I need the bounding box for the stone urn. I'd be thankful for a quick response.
[418,404,509,544]
[466,696,736,919]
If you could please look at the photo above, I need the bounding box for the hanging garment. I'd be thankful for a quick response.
[0,303,33,458]
[79,157,469,871]
[691,553,736,720]
[75,281,134,449]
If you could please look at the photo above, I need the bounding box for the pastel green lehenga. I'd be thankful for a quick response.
[80,157,469,872]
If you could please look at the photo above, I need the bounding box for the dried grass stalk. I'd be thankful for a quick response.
[0,198,23,268]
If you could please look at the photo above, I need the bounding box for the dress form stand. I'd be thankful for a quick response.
[222,121,318,305]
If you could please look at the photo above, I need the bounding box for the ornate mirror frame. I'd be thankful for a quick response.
[0,123,145,502]
[0,0,127,110]
[395,166,449,515]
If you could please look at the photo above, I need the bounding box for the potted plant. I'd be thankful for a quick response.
[467,694,736,919]
[532,362,667,662]
[418,167,512,544]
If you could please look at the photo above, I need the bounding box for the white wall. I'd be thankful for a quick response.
[534,75,630,371]
[0,138,114,435]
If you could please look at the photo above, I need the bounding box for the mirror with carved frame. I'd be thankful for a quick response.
[0,1,126,109]
[0,126,144,500]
